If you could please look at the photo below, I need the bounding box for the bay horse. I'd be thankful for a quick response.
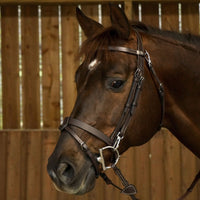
[47,5,200,199]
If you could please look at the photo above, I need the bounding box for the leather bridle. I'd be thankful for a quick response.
[59,30,165,200]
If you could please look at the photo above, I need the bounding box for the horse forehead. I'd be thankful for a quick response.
[88,59,101,71]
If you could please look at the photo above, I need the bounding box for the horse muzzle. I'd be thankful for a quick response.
[47,128,97,195]
[47,155,96,195]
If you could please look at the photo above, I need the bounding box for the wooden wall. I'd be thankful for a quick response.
[0,1,199,200]
[0,129,199,200]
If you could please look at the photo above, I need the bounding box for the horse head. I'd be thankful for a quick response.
[47,4,162,195]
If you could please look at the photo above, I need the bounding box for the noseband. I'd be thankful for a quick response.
[59,30,164,200]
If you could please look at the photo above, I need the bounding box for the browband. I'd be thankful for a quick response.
[108,46,145,56]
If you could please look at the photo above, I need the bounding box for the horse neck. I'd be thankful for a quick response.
[144,33,200,158]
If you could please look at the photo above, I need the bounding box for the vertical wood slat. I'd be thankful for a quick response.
[61,5,79,118]
[119,148,136,200]
[181,3,199,199]
[6,131,22,200]
[102,4,111,27]
[141,2,159,27]
[150,131,165,200]
[20,131,28,200]
[21,5,40,129]
[135,144,151,200]
[58,4,80,200]
[0,132,7,200]
[42,5,60,128]
[6,131,28,200]
[41,131,58,200]
[124,1,133,21]
[164,132,181,200]
[182,3,199,34]
[132,2,139,22]
[1,6,20,129]
[26,131,42,200]
[161,3,179,32]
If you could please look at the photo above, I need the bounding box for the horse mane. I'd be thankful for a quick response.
[79,21,200,65]
[132,21,200,49]
[79,26,128,67]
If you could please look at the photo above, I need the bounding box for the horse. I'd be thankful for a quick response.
[47,4,200,199]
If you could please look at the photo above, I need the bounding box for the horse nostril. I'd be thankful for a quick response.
[48,168,58,182]
[57,162,75,183]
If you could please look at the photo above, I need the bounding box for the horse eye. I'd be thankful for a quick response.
[107,78,125,91]
[111,80,124,89]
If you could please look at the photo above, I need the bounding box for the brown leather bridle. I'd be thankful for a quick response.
[59,30,165,200]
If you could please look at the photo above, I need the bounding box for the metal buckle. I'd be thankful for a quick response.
[134,68,143,81]
[97,132,123,171]
[145,50,153,69]
[113,132,124,149]
[97,146,120,171]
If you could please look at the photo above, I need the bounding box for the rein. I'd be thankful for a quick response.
[59,30,165,200]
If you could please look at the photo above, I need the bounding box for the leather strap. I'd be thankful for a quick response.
[100,167,138,200]
[108,46,145,57]
[60,117,113,146]
[110,30,145,141]
[64,127,100,177]
[145,50,165,129]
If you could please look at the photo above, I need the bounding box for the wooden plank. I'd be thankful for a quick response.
[58,5,80,199]
[150,130,165,200]
[103,169,120,200]
[20,131,28,200]
[6,131,21,200]
[132,2,139,22]
[119,148,136,200]
[21,5,40,128]
[1,6,20,128]
[0,0,199,4]
[180,145,198,200]
[141,2,159,27]
[42,5,60,128]
[134,143,151,200]
[41,130,59,200]
[164,132,181,200]
[26,131,42,200]
[161,2,179,32]
[102,3,111,27]
[124,1,133,21]
[0,131,7,200]
[61,5,79,117]
[182,2,199,35]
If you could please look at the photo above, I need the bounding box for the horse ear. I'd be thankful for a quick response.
[76,7,104,38]
[109,4,130,39]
